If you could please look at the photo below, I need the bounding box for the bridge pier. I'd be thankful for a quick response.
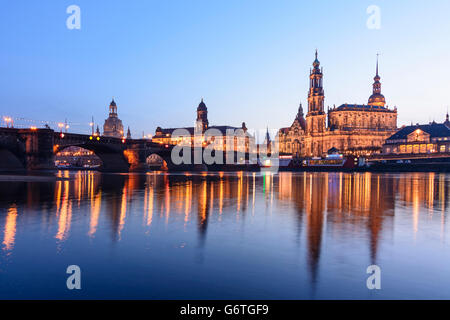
[124,147,149,172]
[23,129,55,170]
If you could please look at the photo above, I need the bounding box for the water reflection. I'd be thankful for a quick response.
[0,171,449,298]
[2,205,17,253]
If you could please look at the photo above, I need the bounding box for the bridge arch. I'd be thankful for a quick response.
[55,146,103,169]
[54,142,130,172]
[146,153,168,171]
[0,148,25,170]
[0,134,26,170]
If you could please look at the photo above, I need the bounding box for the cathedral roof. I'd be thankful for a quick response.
[368,93,386,105]
[332,103,393,112]
[155,125,243,136]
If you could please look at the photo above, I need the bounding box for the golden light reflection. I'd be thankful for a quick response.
[219,178,224,217]
[56,181,72,241]
[118,182,128,239]
[184,181,192,224]
[2,171,447,271]
[165,181,171,225]
[147,184,154,227]
[88,191,102,237]
[200,180,207,223]
[252,173,256,216]
[3,205,18,252]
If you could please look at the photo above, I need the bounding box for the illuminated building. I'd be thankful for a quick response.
[103,99,125,138]
[152,99,255,153]
[382,116,450,155]
[278,51,398,157]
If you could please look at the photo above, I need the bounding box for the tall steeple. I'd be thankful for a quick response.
[297,103,304,119]
[264,127,271,144]
[294,102,306,130]
[306,50,326,135]
[368,54,386,107]
[307,50,325,114]
[127,126,131,139]
[445,109,450,127]
[196,98,209,133]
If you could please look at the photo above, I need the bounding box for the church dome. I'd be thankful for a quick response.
[110,99,117,107]
[197,99,207,111]
[368,93,386,107]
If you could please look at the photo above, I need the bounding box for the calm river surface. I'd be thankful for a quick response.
[0,171,449,299]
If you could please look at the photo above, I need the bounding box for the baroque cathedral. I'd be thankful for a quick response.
[103,99,126,138]
[278,51,398,157]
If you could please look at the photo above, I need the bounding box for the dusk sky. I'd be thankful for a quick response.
[1,0,450,138]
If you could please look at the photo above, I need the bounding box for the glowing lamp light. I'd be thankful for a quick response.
[122,139,126,144]
[60,133,65,138]
[89,136,93,140]
[96,137,100,141]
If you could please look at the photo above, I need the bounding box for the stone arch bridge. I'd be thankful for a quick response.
[0,128,257,172]
[0,128,174,172]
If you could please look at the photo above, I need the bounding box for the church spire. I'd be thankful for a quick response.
[265,126,271,143]
[376,53,379,77]
[297,103,304,119]
[368,54,386,107]
[307,50,325,114]
[445,108,450,127]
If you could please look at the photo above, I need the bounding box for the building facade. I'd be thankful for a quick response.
[152,99,254,153]
[278,104,306,156]
[382,115,450,155]
[103,99,125,138]
[278,51,398,157]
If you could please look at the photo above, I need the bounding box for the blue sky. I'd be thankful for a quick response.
[1,0,450,137]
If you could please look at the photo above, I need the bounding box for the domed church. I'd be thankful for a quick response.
[103,99,125,138]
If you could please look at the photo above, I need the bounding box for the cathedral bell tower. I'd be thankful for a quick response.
[196,98,209,133]
[368,55,386,107]
[306,50,326,134]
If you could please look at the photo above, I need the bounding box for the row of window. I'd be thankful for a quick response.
[385,144,448,154]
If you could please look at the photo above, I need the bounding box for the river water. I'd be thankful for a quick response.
[0,171,449,299]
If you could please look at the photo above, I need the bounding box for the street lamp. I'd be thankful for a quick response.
[58,123,64,133]
[3,117,12,128]
[90,116,94,136]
